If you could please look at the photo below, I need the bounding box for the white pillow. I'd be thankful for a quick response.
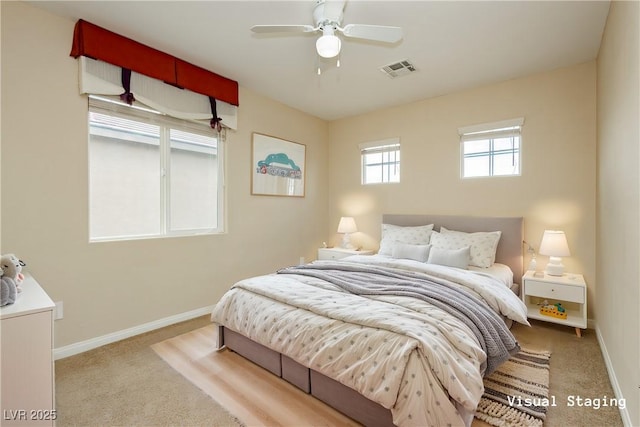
[391,242,431,262]
[436,227,502,268]
[378,223,434,256]
[427,246,470,269]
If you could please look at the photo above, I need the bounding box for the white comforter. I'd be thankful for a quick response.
[211,256,529,427]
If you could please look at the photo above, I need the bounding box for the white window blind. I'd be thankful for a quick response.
[458,118,524,178]
[360,138,400,184]
[80,57,238,130]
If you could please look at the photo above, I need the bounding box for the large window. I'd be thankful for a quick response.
[459,118,523,178]
[89,97,224,241]
[360,138,400,184]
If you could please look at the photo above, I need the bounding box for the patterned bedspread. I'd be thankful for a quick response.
[210,256,529,427]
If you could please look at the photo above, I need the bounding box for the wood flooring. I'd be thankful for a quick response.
[152,324,362,427]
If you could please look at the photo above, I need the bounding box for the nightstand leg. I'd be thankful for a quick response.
[575,327,582,337]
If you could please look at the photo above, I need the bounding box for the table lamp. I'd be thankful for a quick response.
[539,230,570,276]
[337,217,357,250]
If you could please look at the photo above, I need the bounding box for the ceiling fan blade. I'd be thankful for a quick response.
[341,24,403,43]
[251,24,317,34]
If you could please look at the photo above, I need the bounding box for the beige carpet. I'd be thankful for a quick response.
[55,316,243,427]
[509,321,624,427]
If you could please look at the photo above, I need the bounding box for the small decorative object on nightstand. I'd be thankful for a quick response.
[523,240,537,271]
[317,247,374,261]
[522,270,587,337]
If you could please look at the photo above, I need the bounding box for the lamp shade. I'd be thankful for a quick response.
[539,230,570,257]
[316,35,341,58]
[337,217,357,234]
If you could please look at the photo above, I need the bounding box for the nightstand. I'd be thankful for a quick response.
[317,247,374,260]
[522,270,587,337]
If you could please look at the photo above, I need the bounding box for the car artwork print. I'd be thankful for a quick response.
[251,133,306,197]
[256,153,302,180]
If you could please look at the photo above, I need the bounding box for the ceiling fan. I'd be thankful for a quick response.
[250,0,403,60]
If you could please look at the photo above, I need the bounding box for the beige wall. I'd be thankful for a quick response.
[596,1,640,426]
[0,2,329,347]
[328,62,597,313]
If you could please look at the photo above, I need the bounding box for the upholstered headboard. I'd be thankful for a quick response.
[382,214,524,283]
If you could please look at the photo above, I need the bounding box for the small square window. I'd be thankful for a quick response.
[360,139,400,184]
[459,119,523,178]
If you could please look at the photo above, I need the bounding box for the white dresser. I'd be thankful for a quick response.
[1,275,56,426]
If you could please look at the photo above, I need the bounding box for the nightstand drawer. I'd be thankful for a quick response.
[526,280,585,303]
[317,248,374,260]
[318,249,348,260]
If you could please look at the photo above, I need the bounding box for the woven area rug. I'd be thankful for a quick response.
[475,348,551,427]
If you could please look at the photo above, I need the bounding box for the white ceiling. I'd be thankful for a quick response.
[29,0,610,121]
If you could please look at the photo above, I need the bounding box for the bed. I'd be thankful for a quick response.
[210,214,529,427]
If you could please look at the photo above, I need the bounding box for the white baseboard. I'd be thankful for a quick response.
[595,324,633,427]
[53,305,214,360]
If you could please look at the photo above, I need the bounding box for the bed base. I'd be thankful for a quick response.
[220,326,395,427]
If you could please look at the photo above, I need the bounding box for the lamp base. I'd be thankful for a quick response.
[545,256,565,276]
[341,233,355,250]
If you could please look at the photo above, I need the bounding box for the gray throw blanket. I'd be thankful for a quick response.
[278,262,520,376]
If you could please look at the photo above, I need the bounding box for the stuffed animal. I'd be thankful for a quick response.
[1,266,17,306]
[0,254,26,293]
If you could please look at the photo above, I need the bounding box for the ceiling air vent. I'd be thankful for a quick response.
[380,60,417,78]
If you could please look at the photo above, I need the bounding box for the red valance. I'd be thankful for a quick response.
[70,19,239,106]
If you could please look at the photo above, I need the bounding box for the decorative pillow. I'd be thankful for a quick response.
[435,227,502,268]
[378,224,434,256]
[391,242,431,262]
[427,246,470,269]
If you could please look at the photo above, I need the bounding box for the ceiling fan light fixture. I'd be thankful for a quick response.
[316,27,341,58]
[253,0,403,68]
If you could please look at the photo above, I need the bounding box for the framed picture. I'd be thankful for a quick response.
[252,133,306,197]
